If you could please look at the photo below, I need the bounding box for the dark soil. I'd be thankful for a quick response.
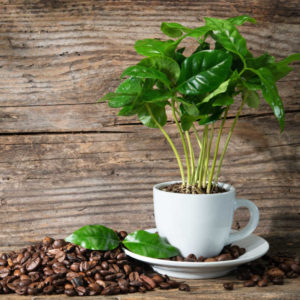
[161,183,226,194]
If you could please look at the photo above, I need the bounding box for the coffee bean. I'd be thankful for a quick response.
[291,264,300,274]
[179,283,190,291]
[257,278,268,287]
[204,258,217,262]
[244,280,256,287]
[168,280,180,288]
[76,286,86,296]
[216,253,232,261]
[140,274,156,289]
[272,277,284,285]
[119,231,128,240]
[267,267,284,278]
[152,274,164,284]
[42,237,54,247]
[223,282,234,290]
[186,254,197,261]
[26,256,41,272]
[197,256,205,262]
[129,271,139,282]
[53,239,66,249]
[123,264,131,275]
[251,274,261,282]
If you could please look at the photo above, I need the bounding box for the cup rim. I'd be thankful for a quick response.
[153,181,235,197]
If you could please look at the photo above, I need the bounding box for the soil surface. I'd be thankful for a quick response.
[160,183,226,194]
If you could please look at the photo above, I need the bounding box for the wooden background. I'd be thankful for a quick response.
[0,0,299,254]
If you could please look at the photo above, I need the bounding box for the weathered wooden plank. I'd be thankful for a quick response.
[0,113,299,250]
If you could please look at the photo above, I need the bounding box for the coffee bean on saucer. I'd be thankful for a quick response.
[178,283,190,291]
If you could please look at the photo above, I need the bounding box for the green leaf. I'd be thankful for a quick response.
[138,103,167,128]
[65,225,120,250]
[212,94,234,106]
[183,26,211,38]
[181,113,197,131]
[118,105,136,116]
[139,56,180,85]
[122,230,180,258]
[121,65,171,90]
[116,77,143,94]
[180,102,199,116]
[246,52,275,69]
[248,67,285,130]
[101,93,136,108]
[198,107,224,125]
[267,53,300,81]
[177,50,232,95]
[227,15,256,26]
[205,17,248,58]
[245,90,260,108]
[141,90,171,103]
[202,79,230,103]
[134,38,176,57]
[161,22,191,38]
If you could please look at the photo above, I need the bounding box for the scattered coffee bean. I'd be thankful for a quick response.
[244,280,256,287]
[223,282,234,290]
[179,283,190,291]
[257,278,268,287]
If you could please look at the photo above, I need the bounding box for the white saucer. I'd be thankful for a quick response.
[123,228,269,279]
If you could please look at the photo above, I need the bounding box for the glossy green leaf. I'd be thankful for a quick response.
[212,94,234,106]
[134,38,176,57]
[116,77,143,94]
[121,65,171,90]
[122,230,180,258]
[139,56,180,85]
[177,50,232,95]
[227,15,256,26]
[183,26,211,38]
[198,107,224,125]
[118,105,136,116]
[245,90,260,108]
[248,67,285,130]
[161,22,191,38]
[181,113,197,131]
[138,103,167,128]
[141,90,171,103]
[180,102,199,116]
[100,93,136,108]
[205,17,248,58]
[202,79,230,103]
[65,225,120,250]
[246,52,275,69]
[267,53,300,81]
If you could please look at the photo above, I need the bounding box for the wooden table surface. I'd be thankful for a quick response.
[1,275,300,299]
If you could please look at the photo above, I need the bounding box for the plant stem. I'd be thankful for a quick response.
[171,98,191,187]
[185,131,195,186]
[214,100,245,184]
[192,124,203,186]
[198,126,208,188]
[192,124,202,150]
[145,103,185,184]
[206,108,229,194]
[201,125,209,188]
[203,123,214,188]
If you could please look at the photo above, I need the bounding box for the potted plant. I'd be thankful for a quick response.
[99,16,299,258]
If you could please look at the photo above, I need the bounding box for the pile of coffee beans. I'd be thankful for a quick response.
[0,232,190,296]
[223,253,300,290]
[168,244,246,262]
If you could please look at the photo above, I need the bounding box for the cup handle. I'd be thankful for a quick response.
[226,199,259,245]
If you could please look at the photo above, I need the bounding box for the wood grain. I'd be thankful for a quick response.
[0,0,299,264]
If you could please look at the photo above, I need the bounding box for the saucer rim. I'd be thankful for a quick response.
[123,228,269,268]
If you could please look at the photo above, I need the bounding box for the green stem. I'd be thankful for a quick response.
[185,131,195,186]
[192,124,202,150]
[171,98,191,187]
[192,124,203,186]
[203,123,214,188]
[206,108,229,194]
[214,100,246,184]
[198,126,208,188]
[201,125,209,189]
[145,104,185,184]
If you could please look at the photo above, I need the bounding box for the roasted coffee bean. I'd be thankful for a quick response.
[53,239,66,249]
[129,271,139,282]
[223,282,234,290]
[152,274,164,284]
[129,280,143,287]
[251,274,261,282]
[230,246,240,258]
[123,264,131,275]
[216,253,232,261]
[257,278,268,287]
[272,277,284,285]
[119,231,128,240]
[197,256,205,262]
[116,253,126,260]
[65,288,76,296]
[287,271,298,278]
[0,259,7,266]
[76,286,87,296]
[26,257,41,272]
[291,264,300,274]
[159,282,170,289]
[43,285,54,294]
[267,268,284,278]
[168,280,180,288]
[204,258,217,262]
[140,274,156,289]
[244,280,256,287]
[42,237,54,247]
[179,283,190,291]
[16,287,27,295]
[186,254,197,261]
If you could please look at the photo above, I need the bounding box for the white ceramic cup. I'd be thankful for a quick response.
[153,181,259,258]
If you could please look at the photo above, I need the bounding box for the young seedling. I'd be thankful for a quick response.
[99,15,300,194]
